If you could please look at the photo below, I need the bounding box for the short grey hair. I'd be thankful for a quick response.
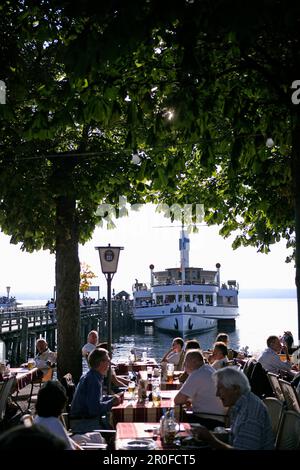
[213,366,251,394]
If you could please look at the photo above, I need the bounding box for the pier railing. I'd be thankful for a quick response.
[0,300,134,366]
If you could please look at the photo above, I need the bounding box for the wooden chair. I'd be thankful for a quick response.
[267,372,285,401]
[0,376,17,431]
[242,357,257,379]
[27,368,54,409]
[263,397,285,439]
[248,362,273,399]
[278,378,300,413]
[60,373,75,413]
[276,410,300,449]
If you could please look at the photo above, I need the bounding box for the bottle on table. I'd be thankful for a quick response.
[160,408,177,444]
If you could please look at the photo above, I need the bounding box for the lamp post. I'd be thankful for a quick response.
[95,244,123,393]
[6,286,10,299]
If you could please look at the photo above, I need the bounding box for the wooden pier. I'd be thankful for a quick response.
[0,300,134,366]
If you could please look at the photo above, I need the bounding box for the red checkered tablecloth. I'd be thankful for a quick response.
[112,390,180,425]
[115,422,191,450]
[10,367,41,391]
[115,359,158,375]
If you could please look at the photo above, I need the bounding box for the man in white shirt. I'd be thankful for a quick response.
[161,337,184,370]
[82,330,99,358]
[34,338,57,377]
[257,335,297,377]
[209,342,229,370]
[174,349,227,429]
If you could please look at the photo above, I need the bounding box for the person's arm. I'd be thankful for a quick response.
[174,391,190,406]
[81,345,88,358]
[194,427,233,450]
[112,371,129,387]
[161,348,173,363]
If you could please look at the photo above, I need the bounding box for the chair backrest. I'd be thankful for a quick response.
[242,357,257,379]
[278,379,300,412]
[263,397,285,438]
[276,410,300,449]
[0,376,16,421]
[42,368,54,382]
[267,372,285,402]
[249,362,273,399]
[176,350,185,371]
[60,373,76,408]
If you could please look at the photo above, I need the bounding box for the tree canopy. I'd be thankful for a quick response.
[1,0,300,378]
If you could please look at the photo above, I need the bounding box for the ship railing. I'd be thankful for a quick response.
[132,283,150,292]
[152,280,219,287]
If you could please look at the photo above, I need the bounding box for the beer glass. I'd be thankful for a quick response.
[166,363,174,384]
[27,358,35,370]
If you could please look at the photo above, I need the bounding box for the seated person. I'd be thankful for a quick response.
[174,349,227,430]
[96,342,129,391]
[192,367,274,450]
[34,338,57,377]
[161,337,184,370]
[208,342,229,370]
[70,348,123,432]
[82,330,98,359]
[35,381,81,450]
[0,424,67,450]
[280,331,295,355]
[257,335,298,377]
[215,333,238,359]
[179,339,201,383]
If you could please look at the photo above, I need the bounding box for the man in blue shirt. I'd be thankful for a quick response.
[70,348,122,432]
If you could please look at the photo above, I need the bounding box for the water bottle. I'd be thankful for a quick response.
[0,339,6,363]
[160,408,177,444]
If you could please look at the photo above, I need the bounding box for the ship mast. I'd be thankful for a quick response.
[179,223,190,302]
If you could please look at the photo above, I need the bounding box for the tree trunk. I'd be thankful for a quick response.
[55,194,82,383]
[292,113,300,343]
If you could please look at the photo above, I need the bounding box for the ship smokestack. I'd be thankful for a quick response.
[149,264,154,287]
[216,263,221,288]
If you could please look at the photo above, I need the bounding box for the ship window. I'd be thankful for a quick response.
[185,295,191,302]
[205,295,213,306]
[197,295,203,305]
[156,295,163,304]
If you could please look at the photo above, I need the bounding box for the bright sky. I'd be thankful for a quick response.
[0,203,296,298]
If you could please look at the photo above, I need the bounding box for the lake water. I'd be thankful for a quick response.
[18,297,299,362]
[111,297,299,362]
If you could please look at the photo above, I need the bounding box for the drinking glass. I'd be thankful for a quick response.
[166,363,174,383]
[129,353,135,364]
[152,388,161,407]
[27,358,35,370]
[152,426,159,440]
[128,381,136,400]
[147,366,153,380]
[142,351,147,361]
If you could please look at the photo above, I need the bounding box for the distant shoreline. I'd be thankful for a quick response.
[239,288,296,299]
[9,287,298,302]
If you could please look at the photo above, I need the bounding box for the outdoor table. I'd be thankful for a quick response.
[115,422,191,450]
[160,379,182,391]
[111,390,180,425]
[115,358,158,375]
[8,367,41,391]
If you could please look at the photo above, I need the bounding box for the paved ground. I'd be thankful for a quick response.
[15,384,36,411]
